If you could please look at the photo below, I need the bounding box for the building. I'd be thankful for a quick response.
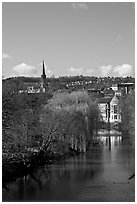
[111,84,118,91]
[19,61,48,93]
[23,82,41,93]
[111,82,135,95]
[118,83,135,94]
[98,95,121,123]
[87,88,101,94]
[114,90,122,97]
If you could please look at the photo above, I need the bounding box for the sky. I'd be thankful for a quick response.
[2,2,135,78]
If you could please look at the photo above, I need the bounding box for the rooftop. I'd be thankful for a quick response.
[98,97,113,104]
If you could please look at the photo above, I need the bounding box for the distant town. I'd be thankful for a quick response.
[3,61,135,126]
[3,61,135,95]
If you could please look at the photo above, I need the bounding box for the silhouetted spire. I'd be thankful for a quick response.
[43,60,46,76]
[41,60,47,92]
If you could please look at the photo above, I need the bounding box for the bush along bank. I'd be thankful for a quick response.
[3,91,101,184]
[2,148,81,185]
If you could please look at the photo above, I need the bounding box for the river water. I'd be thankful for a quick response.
[2,132,135,202]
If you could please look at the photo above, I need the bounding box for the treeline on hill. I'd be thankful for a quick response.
[2,76,135,96]
[119,90,135,147]
[3,75,135,86]
[2,79,101,181]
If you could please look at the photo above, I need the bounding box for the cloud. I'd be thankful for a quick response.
[85,68,94,75]
[98,65,113,77]
[13,63,37,77]
[98,64,133,77]
[72,3,88,10]
[47,69,52,75]
[2,53,12,59]
[68,67,83,75]
[113,64,133,77]
[68,64,133,77]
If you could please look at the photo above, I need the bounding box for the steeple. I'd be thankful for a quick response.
[41,60,47,92]
[43,60,46,76]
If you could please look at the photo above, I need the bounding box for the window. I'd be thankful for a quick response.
[114,115,117,119]
[114,105,118,114]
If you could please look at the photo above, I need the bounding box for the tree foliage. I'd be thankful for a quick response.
[3,82,101,156]
[42,91,101,152]
[2,79,52,154]
[119,91,135,146]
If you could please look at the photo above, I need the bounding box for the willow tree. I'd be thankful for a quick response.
[40,91,101,153]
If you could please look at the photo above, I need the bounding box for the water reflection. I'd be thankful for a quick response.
[3,133,134,202]
[99,136,122,150]
[98,129,121,136]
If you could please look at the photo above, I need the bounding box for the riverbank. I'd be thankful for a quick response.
[2,147,83,185]
[3,138,103,186]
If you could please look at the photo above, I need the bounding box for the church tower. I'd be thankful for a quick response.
[41,60,47,92]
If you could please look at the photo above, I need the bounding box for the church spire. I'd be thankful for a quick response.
[43,60,46,76]
[41,60,47,92]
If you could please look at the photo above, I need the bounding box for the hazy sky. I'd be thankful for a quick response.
[2,2,135,78]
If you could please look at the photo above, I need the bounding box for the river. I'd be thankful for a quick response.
[2,131,135,202]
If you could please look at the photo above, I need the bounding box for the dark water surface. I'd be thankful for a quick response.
[3,134,135,202]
